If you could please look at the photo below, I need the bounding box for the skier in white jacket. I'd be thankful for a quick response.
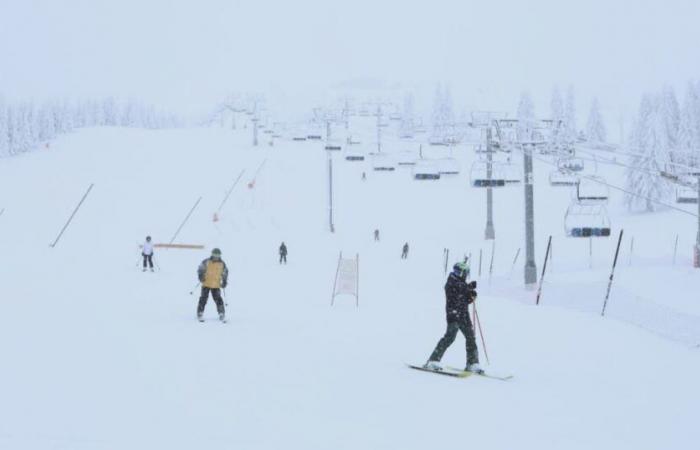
[142,236,154,272]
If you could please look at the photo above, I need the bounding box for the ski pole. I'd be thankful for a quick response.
[189,282,201,295]
[473,302,490,365]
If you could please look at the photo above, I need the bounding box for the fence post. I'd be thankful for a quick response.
[488,240,495,282]
[478,249,483,277]
[443,248,449,274]
[169,196,202,245]
[50,183,94,248]
[601,230,624,317]
[509,248,521,278]
[628,236,634,266]
[673,234,679,265]
[535,236,553,305]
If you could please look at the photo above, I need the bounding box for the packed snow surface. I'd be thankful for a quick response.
[0,125,698,449]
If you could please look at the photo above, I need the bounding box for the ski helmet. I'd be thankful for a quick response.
[146,236,151,241]
[453,261,469,279]
[211,248,222,258]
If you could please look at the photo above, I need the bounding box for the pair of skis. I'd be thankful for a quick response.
[407,364,513,381]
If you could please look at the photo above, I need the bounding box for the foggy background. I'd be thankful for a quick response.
[1,0,699,130]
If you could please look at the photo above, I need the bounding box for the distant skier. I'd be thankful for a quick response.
[424,261,482,374]
[279,242,288,264]
[142,236,154,272]
[197,248,228,322]
[401,242,409,259]
[362,172,367,181]
[374,229,380,241]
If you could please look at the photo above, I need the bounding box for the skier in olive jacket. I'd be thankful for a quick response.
[197,248,229,322]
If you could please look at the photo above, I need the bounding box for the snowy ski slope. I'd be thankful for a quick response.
[0,124,698,450]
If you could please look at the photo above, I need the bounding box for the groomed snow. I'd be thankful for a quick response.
[0,125,698,450]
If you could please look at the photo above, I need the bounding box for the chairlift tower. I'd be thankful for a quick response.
[523,142,537,285]
[252,117,259,146]
[485,127,495,240]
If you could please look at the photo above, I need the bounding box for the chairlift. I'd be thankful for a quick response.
[345,154,365,161]
[558,157,584,172]
[502,163,521,184]
[676,186,698,204]
[565,203,611,238]
[412,161,441,180]
[397,151,417,166]
[438,158,460,175]
[576,176,609,203]
[470,161,506,187]
[372,154,396,171]
[549,170,579,186]
[307,134,322,140]
[325,142,342,151]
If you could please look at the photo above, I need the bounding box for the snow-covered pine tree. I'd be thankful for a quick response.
[677,82,700,166]
[625,94,672,212]
[564,85,576,143]
[0,97,8,156]
[585,98,606,143]
[399,93,415,138]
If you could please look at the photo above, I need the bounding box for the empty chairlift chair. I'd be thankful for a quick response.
[397,151,417,167]
[502,162,521,184]
[576,176,609,203]
[437,158,460,175]
[564,203,611,237]
[412,161,441,180]
[344,152,365,161]
[549,170,579,186]
[372,153,396,171]
[676,186,699,204]
[470,161,506,187]
[558,157,585,172]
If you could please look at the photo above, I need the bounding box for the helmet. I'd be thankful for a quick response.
[211,248,222,258]
[146,236,151,241]
[453,261,469,279]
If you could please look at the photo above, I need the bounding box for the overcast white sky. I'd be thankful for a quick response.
[1,0,699,127]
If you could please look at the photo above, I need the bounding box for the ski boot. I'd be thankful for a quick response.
[150,268,154,272]
[197,313,204,323]
[465,363,484,374]
[219,313,227,323]
[423,360,442,371]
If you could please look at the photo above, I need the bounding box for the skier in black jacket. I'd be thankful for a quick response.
[424,261,482,373]
[279,242,288,264]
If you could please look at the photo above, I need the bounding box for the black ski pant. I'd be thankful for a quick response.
[143,254,153,268]
[280,254,287,264]
[198,287,225,316]
[401,250,408,259]
[429,316,479,366]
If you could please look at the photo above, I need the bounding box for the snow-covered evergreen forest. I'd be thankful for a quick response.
[0,98,180,156]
